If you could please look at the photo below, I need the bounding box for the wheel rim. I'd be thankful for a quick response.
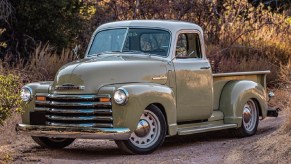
[242,99,257,132]
[129,109,161,148]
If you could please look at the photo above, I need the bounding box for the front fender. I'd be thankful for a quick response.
[98,83,177,135]
[219,80,267,126]
[21,81,53,124]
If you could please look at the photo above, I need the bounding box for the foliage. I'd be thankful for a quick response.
[0,74,22,125]
[250,0,291,11]
[211,0,291,86]
[0,28,7,48]
[0,0,86,58]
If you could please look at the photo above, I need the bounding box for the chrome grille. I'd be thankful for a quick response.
[34,94,113,128]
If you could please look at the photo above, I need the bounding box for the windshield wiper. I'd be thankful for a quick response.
[88,50,151,58]
[88,51,119,57]
[103,51,122,54]
[122,50,145,54]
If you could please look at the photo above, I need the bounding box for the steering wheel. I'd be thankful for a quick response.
[187,50,197,57]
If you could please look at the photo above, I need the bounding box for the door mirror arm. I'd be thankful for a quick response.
[72,45,80,60]
[168,56,177,64]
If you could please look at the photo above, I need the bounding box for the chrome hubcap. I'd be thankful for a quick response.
[242,100,257,132]
[243,108,251,123]
[130,110,160,148]
[134,119,150,137]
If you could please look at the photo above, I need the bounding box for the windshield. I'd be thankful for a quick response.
[87,28,171,57]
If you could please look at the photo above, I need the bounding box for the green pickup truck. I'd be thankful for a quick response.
[17,20,278,155]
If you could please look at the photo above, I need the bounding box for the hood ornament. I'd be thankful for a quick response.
[54,84,85,90]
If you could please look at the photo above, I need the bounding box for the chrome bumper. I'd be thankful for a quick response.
[16,124,131,140]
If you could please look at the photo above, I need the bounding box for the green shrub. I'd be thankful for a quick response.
[0,74,22,125]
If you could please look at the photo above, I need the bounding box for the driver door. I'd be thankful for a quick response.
[173,31,213,122]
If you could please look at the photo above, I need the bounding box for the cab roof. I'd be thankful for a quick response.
[97,20,203,33]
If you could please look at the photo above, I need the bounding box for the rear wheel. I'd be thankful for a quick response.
[115,104,166,154]
[231,99,259,137]
[32,137,75,149]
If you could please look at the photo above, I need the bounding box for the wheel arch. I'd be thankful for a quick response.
[99,83,177,135]
[219,80,267,127]
[151,103,169,135]
[251,98,263,117]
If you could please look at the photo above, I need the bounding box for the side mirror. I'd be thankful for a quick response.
[268,92,275,98]
[72,45,80,60]
[268,91,275,102]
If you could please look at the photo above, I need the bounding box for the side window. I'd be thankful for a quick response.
[176,33,202,58]
[139,32,170,56]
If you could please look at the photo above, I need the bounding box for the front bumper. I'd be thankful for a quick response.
[16,124,131,140]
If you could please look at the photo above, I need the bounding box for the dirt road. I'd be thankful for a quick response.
[0,113,286,164]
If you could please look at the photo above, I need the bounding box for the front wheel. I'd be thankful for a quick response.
[231,99,259,137]
[115,104,166,154]
[32,137,75,149]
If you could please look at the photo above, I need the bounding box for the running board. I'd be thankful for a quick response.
[177,123,237,135]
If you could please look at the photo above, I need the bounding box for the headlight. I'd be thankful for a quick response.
[114,88,128,105]
[21,87,32,102]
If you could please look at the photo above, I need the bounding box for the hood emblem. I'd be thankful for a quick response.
[54,84,85,90]
[152,75,167,80]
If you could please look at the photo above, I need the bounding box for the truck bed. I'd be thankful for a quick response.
[212,71,270,110]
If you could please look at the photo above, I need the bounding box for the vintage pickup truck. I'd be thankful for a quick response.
[17,20,278,155]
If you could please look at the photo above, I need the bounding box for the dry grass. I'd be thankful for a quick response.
[0,42,76,83]
[206,0,291,87]
[23,43,76,81]
[0,114,21,145]
[283,86,291,132]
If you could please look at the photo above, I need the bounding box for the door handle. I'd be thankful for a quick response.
[200,66,210,69]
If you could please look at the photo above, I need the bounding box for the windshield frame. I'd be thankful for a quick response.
[85,27,172,58]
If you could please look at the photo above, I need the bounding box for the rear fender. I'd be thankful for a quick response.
[219,80,267,127]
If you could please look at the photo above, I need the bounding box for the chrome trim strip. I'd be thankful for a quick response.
[16,124,130,140]
[47,94,111,100]
[213,70,271,77]
[46,115,113,121]
[46,122,113,128]
[34,108,112,114]
[35,101,50,105]
[34,107,49,111]
[35,101,112,107]
[54,85,85,90]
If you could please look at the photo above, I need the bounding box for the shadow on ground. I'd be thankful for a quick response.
[13,116,281,163]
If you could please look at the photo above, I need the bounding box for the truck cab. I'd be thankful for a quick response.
[17,20,276,155]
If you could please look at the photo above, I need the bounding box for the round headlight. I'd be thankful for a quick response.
[114,88,128,105]
[21,87,32,102]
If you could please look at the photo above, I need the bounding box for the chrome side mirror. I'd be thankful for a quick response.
[268,92,275,102]
[268,92,275,98]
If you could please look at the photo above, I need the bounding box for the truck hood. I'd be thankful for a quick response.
[51,54,169,93]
